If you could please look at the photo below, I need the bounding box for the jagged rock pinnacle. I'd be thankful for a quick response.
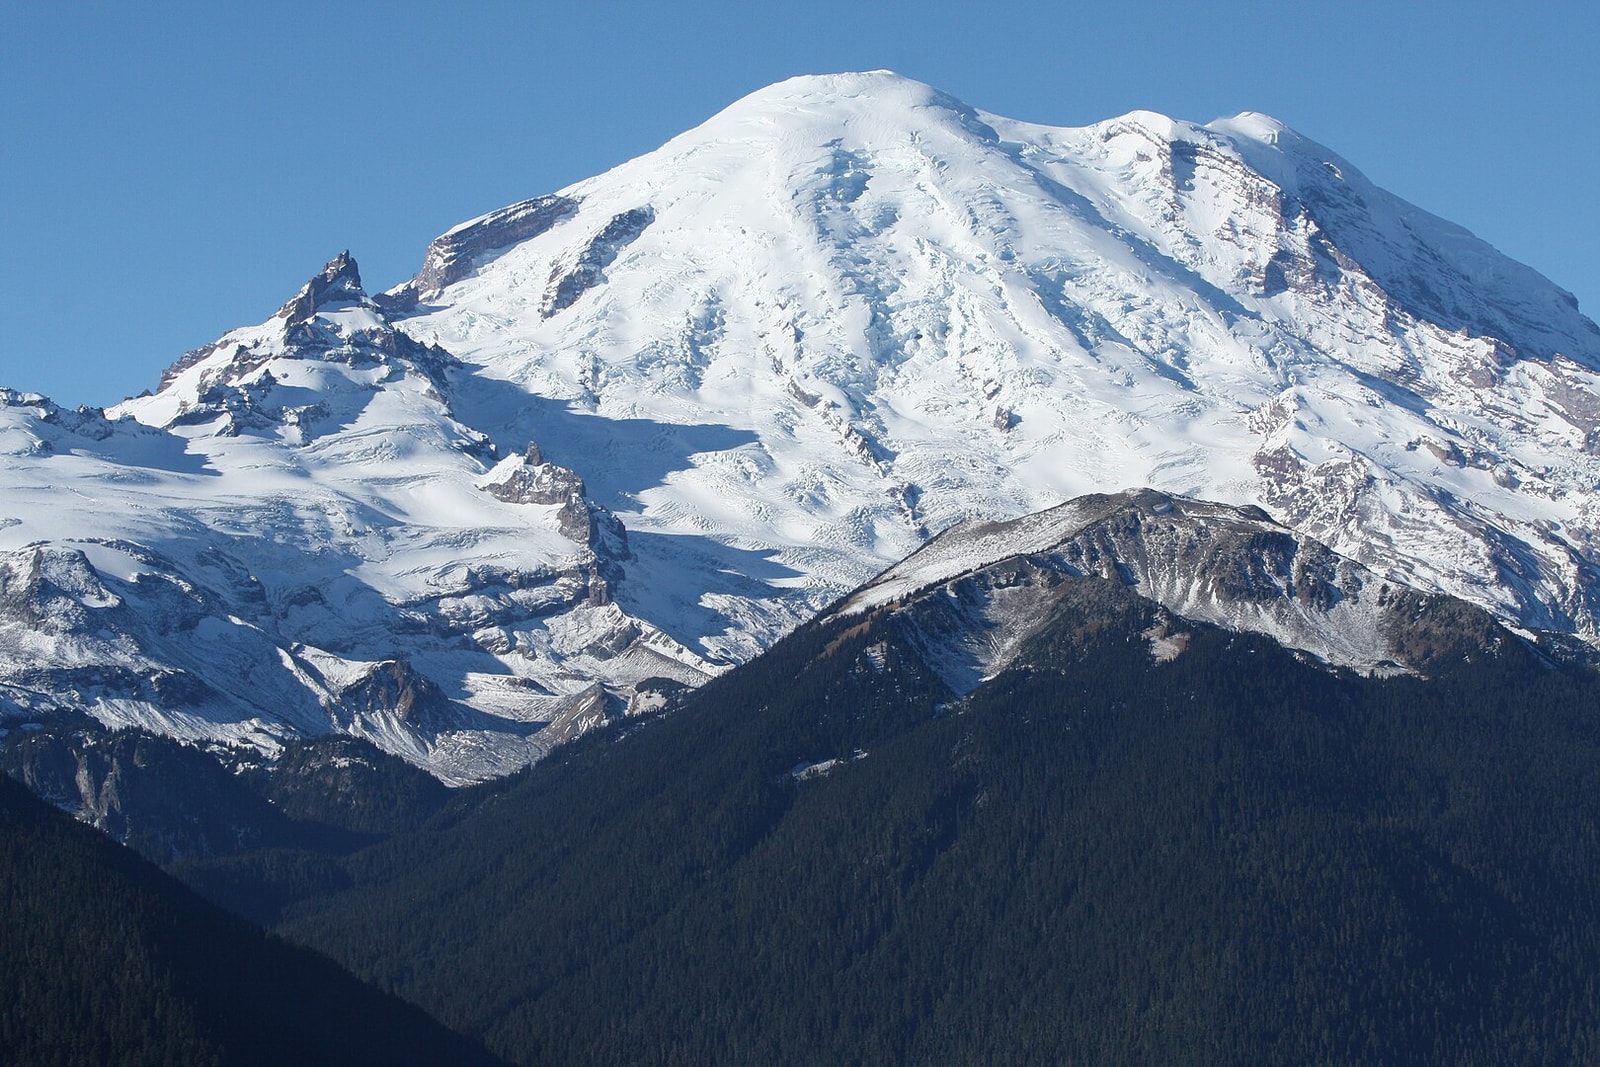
[277,251,366,324]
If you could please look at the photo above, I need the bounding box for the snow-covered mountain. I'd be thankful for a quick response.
[388,72,1600,641]
[1,256,713,783]
[5,71,1600,782]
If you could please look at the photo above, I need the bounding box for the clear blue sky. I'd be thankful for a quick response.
[4,1,1597,407]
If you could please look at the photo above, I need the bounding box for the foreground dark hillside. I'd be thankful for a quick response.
[0,774,502,1067]
[186,576,1600,1065]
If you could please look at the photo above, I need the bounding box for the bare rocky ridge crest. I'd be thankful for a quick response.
[840,489,1550,693]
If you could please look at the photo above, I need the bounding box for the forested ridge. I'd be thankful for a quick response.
[0,774,503,1066]
[170,577,1600,1065]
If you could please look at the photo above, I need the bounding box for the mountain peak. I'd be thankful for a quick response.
[685,70,992,144]
[144,251,378,401]
[277,250,367,324]
[739,69,932,103]
[1211,110,1295,142]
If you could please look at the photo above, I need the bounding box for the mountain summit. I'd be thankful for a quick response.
[3,73,1600,784]
[393,71,1600,641]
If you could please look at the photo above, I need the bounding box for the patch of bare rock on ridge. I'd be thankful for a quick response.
[541,206,656,316]
[380,194,581,312]
[840,489,1558,696]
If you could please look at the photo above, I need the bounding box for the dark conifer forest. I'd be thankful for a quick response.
[0,774,503,1066]
[163,578,1600,1065]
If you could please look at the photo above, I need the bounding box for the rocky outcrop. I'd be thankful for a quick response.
[473,441,630,607]
[0,546,121,631]
[328,659,461,733]
[0,389,120,449]
[276,250,366,324]
[841,489,1529,686]
[380,194,580,312]
[481,442,595,541]
[541,206,655,315]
